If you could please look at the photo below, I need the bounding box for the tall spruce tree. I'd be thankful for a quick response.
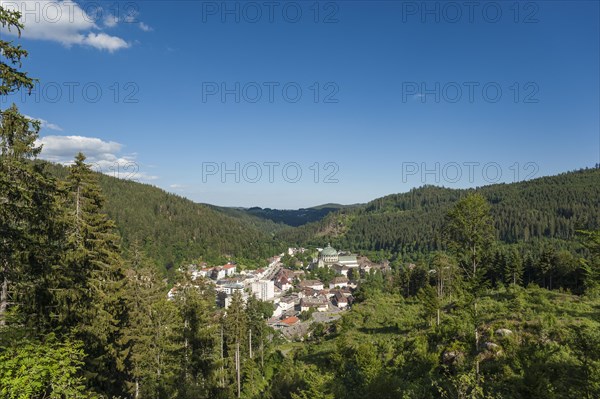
[579,230,600,293]
[223,290,248,398]
[444,193,495,378]
[122,241,166,398]
[147,297,184,398]
[175,276,220,399]
[0,5,64,334]
[504,247,524,286]
[0,6,97,398]
[443,193,495,280]
[62,153,129,396]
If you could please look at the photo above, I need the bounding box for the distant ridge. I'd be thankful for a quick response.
[44,162,600,267]
[276,167,600,255]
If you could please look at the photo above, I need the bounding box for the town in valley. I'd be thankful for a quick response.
[169,244,389,339]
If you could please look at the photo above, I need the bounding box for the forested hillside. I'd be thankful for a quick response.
[44,164,600,272]
[45,162,283,270]
[214,204,353,227]
[278,168,600,255]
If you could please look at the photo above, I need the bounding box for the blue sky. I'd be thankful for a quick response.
[1,0,598,208]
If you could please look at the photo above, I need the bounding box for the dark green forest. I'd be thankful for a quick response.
[45,162,285,272]
[213,204,351,227]
[1,6,600,399]
[278,168,600,254]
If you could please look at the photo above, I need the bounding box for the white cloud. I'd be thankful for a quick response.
[168,184,189,193]
[0,1,130,52]
[36,135,158,181]
[139,22,152,32]
[36,135,122,162]
[24,115,63,131]
[103,14,119,28]
[82,32,129,52]
[124,13,137,23]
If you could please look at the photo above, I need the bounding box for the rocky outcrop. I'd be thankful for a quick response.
[495,328,513,337]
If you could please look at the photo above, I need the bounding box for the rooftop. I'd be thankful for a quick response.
[281,316,299,326]
[299,280,323,287]
[321,243,338,257]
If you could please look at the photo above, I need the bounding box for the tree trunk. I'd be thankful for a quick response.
[76,185,81,222]
[260,335,264,376]
[249,329,253,359]
[472,243,477,277]
[184,318,189,380]
[474,300,479,376]
[236,342,241,398]
[0,274,8,326]
[220,325,225,388]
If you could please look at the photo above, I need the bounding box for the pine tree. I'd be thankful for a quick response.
[444,193,495,379]
[504,247,524,286]
[122,241,166,398]
[147,298,183,398]
[0,7,98,397]
[61,153,129,396]
[174,275,219,398]
[443,193,495,280]
[578,230,600,293]
[417,284,441,327]
[223,290,248,397]
[0,5,65,333]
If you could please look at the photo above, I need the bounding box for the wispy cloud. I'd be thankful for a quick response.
[139,22,153,32]
[103,14,119,28]
[24,115,63,131]
[0,0,130,52]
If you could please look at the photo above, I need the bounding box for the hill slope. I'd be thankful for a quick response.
[45,163,600,268]
[277,168,600,255]
[45,162,281,270]
[213,204,359,227]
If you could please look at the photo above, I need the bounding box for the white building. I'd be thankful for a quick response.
[338,255,359,268]
[299,280,324,291]
[272,299,294,317]
[223,263,237,276]
[217,282,245,295]
[211,268,227,280]
[315,244,359,269]
[275,275,293,291]
[329,276,349,289]
[316,243,338,268]
[334,292,348,309]
[300,296,329,312]
[251,280,275,301]
[333,264,350,277]
[273,304,284,318]
[288,247,306,256]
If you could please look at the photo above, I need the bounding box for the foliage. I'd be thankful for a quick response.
[0,335,96,399]
[2,7,600,398]
[269,287,600,399]
[279,170,600,256]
